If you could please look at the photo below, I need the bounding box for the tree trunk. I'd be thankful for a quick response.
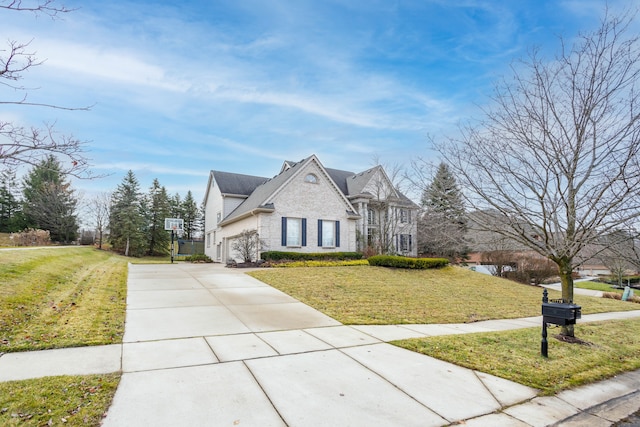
[125,236,130,257]
[557,258,575,337]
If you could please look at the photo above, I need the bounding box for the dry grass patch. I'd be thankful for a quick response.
[394,318,640,395]
[0,374,119,426]
[0,247,128,352]
[249,266,638,324]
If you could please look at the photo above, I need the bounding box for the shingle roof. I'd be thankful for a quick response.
[212,170,268,196]
[219,158,307,224]
[325,167,355,195]
[212,155,418,225]
[345,166,380,195]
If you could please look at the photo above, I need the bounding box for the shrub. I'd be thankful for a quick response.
[10,229,51,246]
[261,251,363,261]
[603,292,640,304]
[184,253,213,263]
[367,255,449,269]
[273,260,370,268]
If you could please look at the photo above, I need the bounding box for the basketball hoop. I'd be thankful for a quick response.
[164,218,184,231]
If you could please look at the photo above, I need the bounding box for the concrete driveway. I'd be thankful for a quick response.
[101,263,537,426]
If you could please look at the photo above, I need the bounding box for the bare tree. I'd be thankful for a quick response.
[437,10,640,336]
[89,192,110,249]
[1,0,91,177]
[231,229,264,263]
[481,250,515,278]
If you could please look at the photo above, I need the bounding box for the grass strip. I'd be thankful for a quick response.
[393,318,640,395]
[0,374,120,426]
[249,266,638,324]
[0,247,128,352]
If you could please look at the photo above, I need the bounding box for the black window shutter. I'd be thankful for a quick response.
[317,219,323,246]
[302,218,307,246]
[281,217,287,246]
[336,221,340,247]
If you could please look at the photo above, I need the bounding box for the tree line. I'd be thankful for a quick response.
[0,161,203,255]
[108,170,202,257]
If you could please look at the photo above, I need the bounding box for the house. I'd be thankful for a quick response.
[203,155,418,263]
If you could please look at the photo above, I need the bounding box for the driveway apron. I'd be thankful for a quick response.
[102,263,537,426]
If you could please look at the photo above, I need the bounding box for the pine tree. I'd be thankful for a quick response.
[109,171,146,257]
[146,179,171,256]
[21,156,79,242]
[181,191,200,239]
[169,193,183,218]
[418,163,467,259]
[0,168,23,232]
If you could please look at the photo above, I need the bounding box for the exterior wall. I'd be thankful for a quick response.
[218,215,260,262]
[361,168,395,200]
[205,158,417,261]
[203,177,249,261]
[223,197,244,217]
[203,178,222,260]
[261,161,358,254]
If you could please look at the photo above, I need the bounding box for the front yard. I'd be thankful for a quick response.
[2,251,640,425]
[249,266,638,324]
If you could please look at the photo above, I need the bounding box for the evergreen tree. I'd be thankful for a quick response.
[181,191,200,239]
[147,179,171,256]
[418,163,467,259]
[109,170,146,257]
[0,168,23,232]
[21,156,78,242]
[197,201,206,237]
[169,193,183,218]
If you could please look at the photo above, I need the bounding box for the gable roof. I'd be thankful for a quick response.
[219,155,359,225]
[209,154,418,225]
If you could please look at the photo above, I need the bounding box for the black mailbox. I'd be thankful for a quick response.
[542,302,581,325]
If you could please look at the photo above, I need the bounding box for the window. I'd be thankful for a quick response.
[399,209,410,223]
[367,208,376,225]
[318,220,340,247]
[304,173,318,184]
[282,217,307,247]
[216,212,222,224]
[399,234,412,252]
[206,233,211,248]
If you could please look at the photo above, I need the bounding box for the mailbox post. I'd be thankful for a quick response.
[541,289,581,357]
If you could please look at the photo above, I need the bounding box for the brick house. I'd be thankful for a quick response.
[203,154,418,262]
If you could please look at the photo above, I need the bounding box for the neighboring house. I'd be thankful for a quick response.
[465,211,640,277]
[203,154,418,263]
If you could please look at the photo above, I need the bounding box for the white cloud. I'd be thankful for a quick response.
[92,162,209,177]
[36,40,190,92]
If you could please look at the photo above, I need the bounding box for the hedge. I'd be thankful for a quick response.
[367,255,449,269]
[261,251,363,261]
[273,260,370,268]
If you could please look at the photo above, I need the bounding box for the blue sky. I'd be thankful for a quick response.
[2,0,626,218]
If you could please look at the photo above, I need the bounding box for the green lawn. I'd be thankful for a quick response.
[394,317,640,395]
[0,247,129,426]
[250,266,638,324]
[251,265,640,396]
[3,256,640,425]
[0,247,128,352]
[0,374,120,426]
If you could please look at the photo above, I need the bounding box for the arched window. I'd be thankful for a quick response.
[304,173,318,184]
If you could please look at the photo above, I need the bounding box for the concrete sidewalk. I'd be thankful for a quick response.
[1,263,640,426]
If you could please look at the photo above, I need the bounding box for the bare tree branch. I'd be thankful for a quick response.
[437,9,640,336]
[1,1,94,178]
[0,0,75,17]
